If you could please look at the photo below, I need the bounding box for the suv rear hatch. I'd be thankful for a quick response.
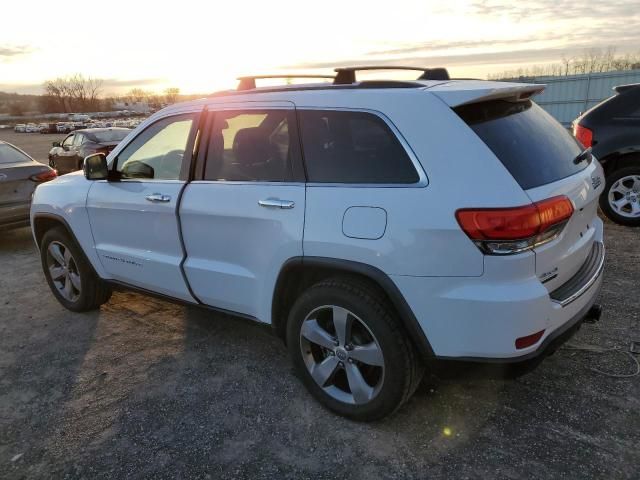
[439,83,604,294]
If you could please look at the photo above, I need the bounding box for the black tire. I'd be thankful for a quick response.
[599,166,640,227]
[40,226,112,312]
[286,277,424,421]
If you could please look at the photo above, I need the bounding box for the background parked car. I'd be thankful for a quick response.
[0,141,56,230]
[56,122,72,133]
[14,124,26,133]
[48,127,131,174]
[573,83,640,226]
[38,123,58,134]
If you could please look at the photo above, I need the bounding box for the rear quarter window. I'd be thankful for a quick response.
[455,100,585,190]
[298,110,419,184]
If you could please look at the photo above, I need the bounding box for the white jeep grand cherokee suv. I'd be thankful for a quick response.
[31,67,605,420]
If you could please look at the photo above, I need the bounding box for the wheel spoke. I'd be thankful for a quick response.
[68,271,81,290]
[63,247,72,264]
[48,243,65,265]
[63,274,73,298]
[612,181,630,195]
[331,306,351,346]
[631,202,640,215]
[350,341,384,367]
[310,356,339,387]
[49,266,65,281]
[345,362,374,404]
[613,197,630,210]
[301,319,336,350]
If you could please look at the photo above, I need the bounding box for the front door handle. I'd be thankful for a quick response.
[145,193,171,203]
[258,198,295,209]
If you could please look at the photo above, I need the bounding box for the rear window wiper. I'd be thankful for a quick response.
[573,147,593,165]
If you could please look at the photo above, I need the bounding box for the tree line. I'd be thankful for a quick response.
[489,48,640,80]
[2,74,183,116]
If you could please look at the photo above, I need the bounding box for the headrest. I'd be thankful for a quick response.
[233,127,271,166]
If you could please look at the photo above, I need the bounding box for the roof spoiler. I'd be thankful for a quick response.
[428,82,546,107]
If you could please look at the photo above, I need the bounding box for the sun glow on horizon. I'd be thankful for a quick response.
[1,0,639,95]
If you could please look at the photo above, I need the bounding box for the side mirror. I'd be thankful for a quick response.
[83,153,108,180]
[52,141,61,147]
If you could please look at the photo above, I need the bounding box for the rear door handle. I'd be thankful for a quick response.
[258,198,295,209]
[145,193,171,203]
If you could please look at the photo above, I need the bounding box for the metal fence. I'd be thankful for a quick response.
[518,69,640,126]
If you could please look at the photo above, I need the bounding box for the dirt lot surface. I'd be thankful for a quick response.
[2,226,639,479]
[0,131,65,164]
[1,137,639,478]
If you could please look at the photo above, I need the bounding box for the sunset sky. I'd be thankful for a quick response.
[1,0,639,95]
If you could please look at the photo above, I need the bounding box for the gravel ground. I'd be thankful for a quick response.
[1,202,639,477]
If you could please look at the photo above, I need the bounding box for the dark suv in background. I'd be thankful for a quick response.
[573,83,640,226]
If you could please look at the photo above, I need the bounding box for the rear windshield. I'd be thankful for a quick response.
[455,100,585,190]
[86,129,129,143]
[0,143,31,164]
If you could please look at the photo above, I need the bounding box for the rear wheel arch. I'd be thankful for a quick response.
[599,150,640,176]
[271,256,435,358]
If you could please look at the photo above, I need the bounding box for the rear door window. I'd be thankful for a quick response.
[455,100,585,190]
[298,110,419,184]
[203,110,296,182]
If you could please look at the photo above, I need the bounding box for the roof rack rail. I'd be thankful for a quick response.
[237,74,335,91]
[333,66,450,84]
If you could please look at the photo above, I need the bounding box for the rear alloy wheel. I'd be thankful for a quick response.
[300,305,385,405]
[600,167,640,226]
[287,278,424,421]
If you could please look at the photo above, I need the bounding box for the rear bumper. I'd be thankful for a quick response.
[436,284,601,364]
[391,226,605,360]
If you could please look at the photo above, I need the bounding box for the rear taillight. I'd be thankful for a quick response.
[29,169,57,183]
[573,124,593,148]
[456,196,574,255]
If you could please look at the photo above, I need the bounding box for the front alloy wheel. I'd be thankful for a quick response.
[46,241,81,302]
[300,305,385,405]
[40,226,112,311]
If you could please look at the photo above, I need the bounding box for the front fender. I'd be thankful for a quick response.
[30,173,108,279]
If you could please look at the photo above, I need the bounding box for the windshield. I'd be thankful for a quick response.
[455,100,586,190]
[0,143,31,164]
[86,129,130,143]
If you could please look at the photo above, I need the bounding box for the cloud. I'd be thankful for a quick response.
[0,45,33,59]
[101,78,167,90]
[286,1,640,76]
